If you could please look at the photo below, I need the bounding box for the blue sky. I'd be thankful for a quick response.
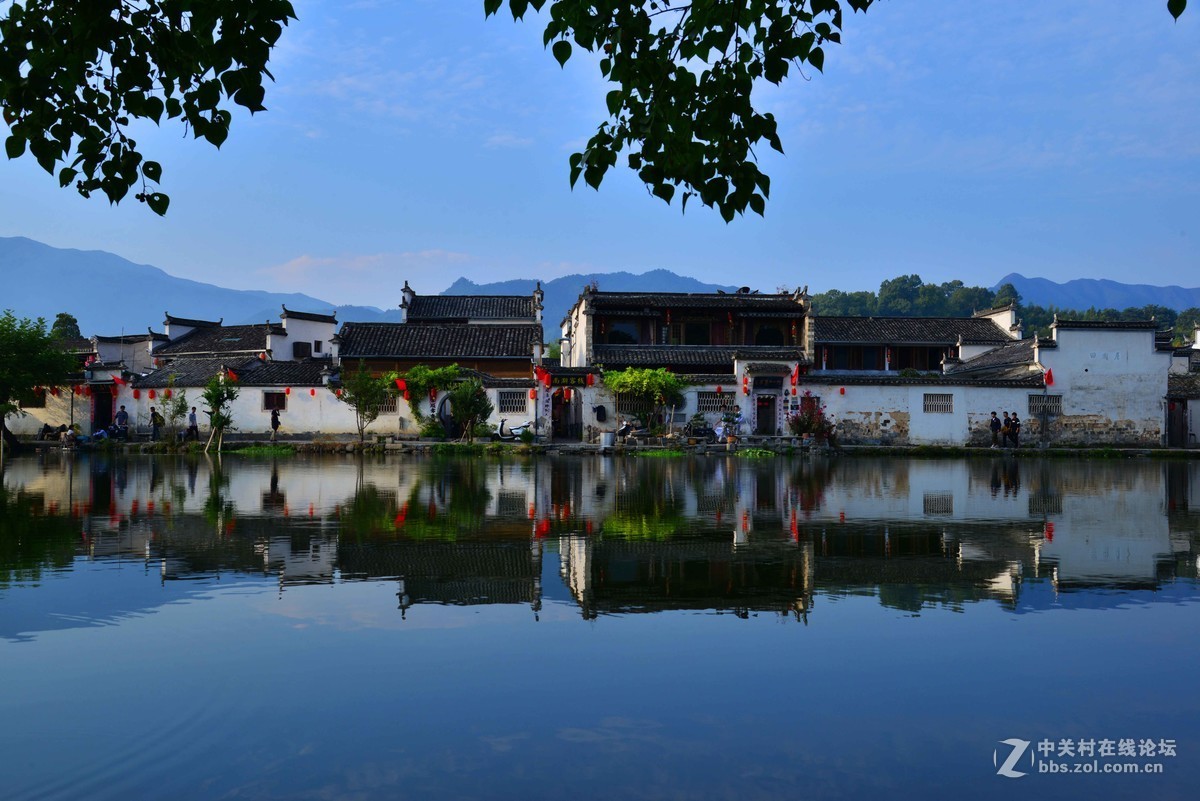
[1,0,1198,306]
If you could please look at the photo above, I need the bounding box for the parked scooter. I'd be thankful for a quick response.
[495,419,532,442]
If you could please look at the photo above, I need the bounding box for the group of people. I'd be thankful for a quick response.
[988,410,1022,448]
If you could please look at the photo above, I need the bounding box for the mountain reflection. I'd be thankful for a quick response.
[3,452,1199,638]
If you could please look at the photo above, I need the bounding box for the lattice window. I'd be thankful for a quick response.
[923,393,953,414]
[615,393,651,417]
[695,391,734,414]
[1028,395,1062,416]
[923,492,954,516]
[497,390,528,415]
[378,394,399,415]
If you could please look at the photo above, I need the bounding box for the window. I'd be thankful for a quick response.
[497,390,528,415]
[923,393,953,414]
[292,341,312,359]
[696,391,734,414]
[754,325,784,346]
[684,321,710,345]
[263,391,287,411]
[378,394,399,415]
[800,394,821,415]
[605,321,639,344]
[923,492,954,516]
[615,393,651,417]
[1028,394,1062,416]
[313,340,323,354]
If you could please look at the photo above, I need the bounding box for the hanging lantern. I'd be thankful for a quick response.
[133,389,140,399]
[727,312,733,325]
[716,385,723,395]
[336,388,344,397]
[285,387,291,395]
[258,352,267,361]
[148,389,156,400]
[50,386,60,397]
[396,378,407,391]
[84,385,92,397]
[310,388,316,396]
[72,385,80,395]
[840,386,845,395]
[585,373,595,387]
[164,388,172,398]
[665,309,671,325]
[563,388,572,401]
[886,347,892,364]
[529,388,537,400]
[403,389,410,401]
[429,387,437,404]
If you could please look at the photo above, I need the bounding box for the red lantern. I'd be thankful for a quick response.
[563,388,572,401]
[529,388,537,400]
[50,386,60,397]
[258,352,267,361]
[585,373,595,386]
[164,389,172,398]
[84,385,92,397]
[715,385,723,395]
[133,389,140,399]
[148,389,156,399]
[336,389,344,398]
[840,386,845,395]
[310,388,316,396]
[72,385,80,395]
[285,387,291,395]
[429,387,437,404]
[403,390,411,401]
[396,378,407,391]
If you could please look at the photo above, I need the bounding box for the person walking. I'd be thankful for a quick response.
[270,408,281,441]
[149,406,164,441]
[1009,411,1021,449]
[989,411,1001,448]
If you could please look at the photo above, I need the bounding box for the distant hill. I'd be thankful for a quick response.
[0,236,400,334]
[444,269,737,333]
[996,273,1200,312]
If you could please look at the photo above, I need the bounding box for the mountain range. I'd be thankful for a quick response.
[3,236,1198,337]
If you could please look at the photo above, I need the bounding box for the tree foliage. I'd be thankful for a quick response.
[448,378,495,439]
[0,0,296,215]
[50,312,82,340]
[201,373,238,453]
[602,366,687,425]
[399,364,461,421]
[336,360,390,443]
[0,309,76,422]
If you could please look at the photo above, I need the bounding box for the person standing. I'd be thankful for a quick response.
[186,407,199,441]
[149,406,164,441]
[270,408,281,441]
[1001,412,1012,447]
[114,405,129,439]
[1009,411,1021,449]
[989,411,1001,448]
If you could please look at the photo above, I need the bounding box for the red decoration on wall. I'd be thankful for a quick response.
[396,378,407,391]
[164,389,172,398]
[1044,367,1054,386]
[336,389,344,398]
[148,389,157,399]
[429,387,437,404]
[529,388,537,400]
[716,385,723,395]
[284,387,291,395]
[111,375,127,386]
[132,389,140,399]
[50,386,60,396]
[310,388,316,396]
[585,373,595,386]
[840,387,846,395]
[258,352,267,361]
[563,388,572,401]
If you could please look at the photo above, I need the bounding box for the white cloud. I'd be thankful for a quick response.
[260,250,475,305]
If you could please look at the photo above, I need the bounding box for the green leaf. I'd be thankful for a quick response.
[809,47,825,72]
[58,168,78,188]
[146,192,170,216]
[652,183,674,203]
[5,135,25,160]
[1168,0,1187,20]
[142,161,162,183]
[552,40,572,67]
[483,0,503,17]
[510,0,529,19]
[605,90,624,116]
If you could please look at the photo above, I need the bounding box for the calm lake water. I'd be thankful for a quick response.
[2,452,1198,800]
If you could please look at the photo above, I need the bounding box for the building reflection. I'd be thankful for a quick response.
[3,452,1200,634]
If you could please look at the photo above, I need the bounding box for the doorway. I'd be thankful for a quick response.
[755,395,777,435]
[92,387,113,433]
[1167,399,1189,448]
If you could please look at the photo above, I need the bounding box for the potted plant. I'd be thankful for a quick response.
[786,391,833,446]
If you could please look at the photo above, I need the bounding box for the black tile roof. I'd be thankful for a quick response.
[592,345,805,367]
[1052,319,1161,330]
[337,323,542,360]
[95,332,168,343]
[408,296,537,321]
[134,358,329,388]
[281,306,337,323]
[801,372,1045,388]
[948,338,1039,377]
[156,323,284,356]
[1168,373,1200,398]
[585,291,802,313]
[811,316,1010,345]
[164,313,220,327]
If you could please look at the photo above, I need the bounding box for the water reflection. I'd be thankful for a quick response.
[3,452,1199,638]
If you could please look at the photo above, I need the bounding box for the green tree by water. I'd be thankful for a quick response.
[335,361,390,444]
[201,374,239,453]
[0,310,76,461]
